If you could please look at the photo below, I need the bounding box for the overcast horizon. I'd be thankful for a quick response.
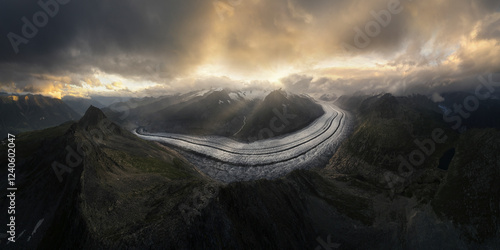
[1,0,500,99]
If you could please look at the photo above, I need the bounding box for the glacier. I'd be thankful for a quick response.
[133,102,351,182]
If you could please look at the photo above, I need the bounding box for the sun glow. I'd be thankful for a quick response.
[194,63,293,85]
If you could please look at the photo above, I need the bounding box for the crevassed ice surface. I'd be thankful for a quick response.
[133,103,351,182]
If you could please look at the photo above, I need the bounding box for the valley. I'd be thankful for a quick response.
[1,92,499,249]
[134,102,352,182]
[2,1,500,248]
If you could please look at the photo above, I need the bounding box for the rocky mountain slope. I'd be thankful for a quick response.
[323,93,500,247]
[104,89,324,142]
[1,94,498,249]
[0,94,80,136]
[1,106,362,249]
[0,106,210,248]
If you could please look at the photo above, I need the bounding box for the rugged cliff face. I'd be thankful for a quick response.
[327,94,456,194]
[0,107,210,249]
[322,93,500,248]
[432,129,500,243]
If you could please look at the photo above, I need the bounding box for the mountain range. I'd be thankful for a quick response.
[61,96,106,116]
[103,89,324,142]
[0,94,80,137]
[0,91,499,249]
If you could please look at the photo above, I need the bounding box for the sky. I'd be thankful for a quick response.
[1,0,499,99]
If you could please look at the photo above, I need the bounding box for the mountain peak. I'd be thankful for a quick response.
[79,105,107,127]
[262,89,290,106]
[268,89,287,98]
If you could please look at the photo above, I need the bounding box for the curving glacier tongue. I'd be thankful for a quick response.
[133,103,351,182]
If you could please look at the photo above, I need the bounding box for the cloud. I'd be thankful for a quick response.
[0,0,499,98]
[0,0,216,85]
[431,92,445,102]
[105,81,123,90]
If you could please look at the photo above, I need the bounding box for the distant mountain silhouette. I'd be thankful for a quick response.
[0,94,80,136]
[62,96,105,116]
[104,89,324,142]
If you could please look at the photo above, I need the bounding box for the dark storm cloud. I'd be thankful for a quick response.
[0,0,214,84]
[476,14,500,40]
[0,0,499,97]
